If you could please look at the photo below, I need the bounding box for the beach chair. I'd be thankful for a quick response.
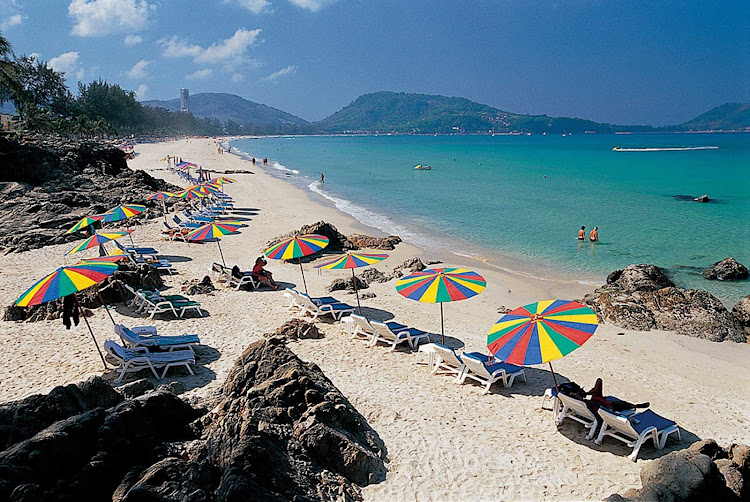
[226,271,261,290]
[136,291,204,319]
[460,352,526,394]
[286,289,339,310]
[370,320,429,350]
[173,215,202,229]
[104,340,195,383]
[429,343,466,381]
[348,314,378,342]
[555,392,601,439]
[210,262,230,282]
[115,324,200,353]
[114,240,159,259]
[297,292,354,321]
[162,222,188,242]
[595,408,681,461]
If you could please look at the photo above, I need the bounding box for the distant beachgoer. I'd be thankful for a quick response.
[589,227,599,242]
[263,157,268,165]
[320,172,325,184]
[578,226,586,241]
[252,157,256,164]
[252,257,278,289]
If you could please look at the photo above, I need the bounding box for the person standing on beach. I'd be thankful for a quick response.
[578,226,586,241]
[320,172,325,184]
[589,227,599,242]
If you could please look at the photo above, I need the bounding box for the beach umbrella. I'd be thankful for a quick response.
[16,261,120,368]
[66,215,105,235]
[174,188,206,200]
[146,191,174,221]
[175,162,198,170]
[196,183,221,195]
[315,251,388,314]
[487,300,599,390]
[101,203,147,223]
[264,234,329,294]
[396,267,486,344]
[185,222,241,266]
[65,231,132,256]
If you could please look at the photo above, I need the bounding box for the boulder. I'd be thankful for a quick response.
[732,296,750,330]
[327,276,368,292]
[360,267,390,284]
[348,234,402,250]
[268,221,403,255]
[606,264,675,292]
[392,257,427,278]
[696,194,710,202]
[118,378,154,399]
[270,319,323,340]
[702,258,749,281]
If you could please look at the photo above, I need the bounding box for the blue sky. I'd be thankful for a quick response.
[1,0,748,125]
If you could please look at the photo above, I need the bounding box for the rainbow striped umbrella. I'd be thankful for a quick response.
[315,251,389,314]
[174,188,205,199]
[146,191,174,221]
[66,215,104,234]
[265,234,329,293]
[185,222,241,266]
[65,231,132,256]
[196,183,221,195]
[210,177,236,184]
[396,267,486,343]
[16,262,119,368]
[175,162,198,169]
[101,204,146,223]
[487,299,599,389]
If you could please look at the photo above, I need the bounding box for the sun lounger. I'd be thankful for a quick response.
[460,352,526,394]
[297,291,354,321]
[128,288,203,319]
[162,222,188,242]
[555,392,601,439]
[285,289,339,312]
[211,262,230,282]
[115,324,200,353]
[114,240,158,258]
[595,408,681,461]
[429,343,466,381]
[226,271,261,290]
[173,215,203,228]
[104,340,195,383]
[369,320,429,350]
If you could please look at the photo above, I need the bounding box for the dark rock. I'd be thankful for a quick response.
[732,296,750,330]
[392,257,427,278]
[582,264,745,342]
[360,267,390,284]
[269,221,353,252]
[118,378,154,399]
[703,257,749,281]
[181,276,216,296]
[716,459,745,500]
[359,292,377,299]
[270,319,323,340]
[327,276,368,292]
[156,381,186,396]
[0,376,122,448]
[348,234,402,250]
[688,439,728,460]
[730,443,750,475]
[696,194,710,202]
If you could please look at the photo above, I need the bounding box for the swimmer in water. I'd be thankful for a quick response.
[589,226,599,242]
[578,226,586,241]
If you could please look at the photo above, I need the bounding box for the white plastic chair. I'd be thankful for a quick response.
[595,408,681,461]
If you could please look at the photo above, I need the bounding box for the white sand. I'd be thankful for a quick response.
[0,137,747,501]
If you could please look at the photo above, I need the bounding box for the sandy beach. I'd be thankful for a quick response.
[0,137,748,501]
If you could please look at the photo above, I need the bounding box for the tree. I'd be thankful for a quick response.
[0,31,25,113]
[13,55,73,120]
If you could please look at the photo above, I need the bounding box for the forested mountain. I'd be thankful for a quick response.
[673,103,750,131]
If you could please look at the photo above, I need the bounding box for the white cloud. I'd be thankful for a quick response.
[76,68,86,80]
[0,13,23,30]
[231,73,246,83]
[124,34,142,45]
[227,0,272,15]
[288,0,336,12]
[68,0,155,37]
[263,65,297,81]
[126,59,149,79]
[186,68,213,80]
[48,52,80,75]
[160,28,261,68]
[135,84,148,99]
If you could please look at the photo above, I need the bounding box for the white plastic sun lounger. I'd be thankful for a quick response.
[459,352,526,394]
[370,320,429,350]
[556,392,601,439]
[429,343,466,381]
[595,408,681,461]
[349,314,378,342]
[115,324,200,353]
[297,292,354,321]
[105,340,195,383]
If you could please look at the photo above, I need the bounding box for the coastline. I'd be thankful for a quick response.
[0,137,748,501]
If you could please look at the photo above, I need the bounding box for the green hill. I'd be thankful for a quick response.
[143,92,310,128]
[674,103,750,131]
[314,91,641,134]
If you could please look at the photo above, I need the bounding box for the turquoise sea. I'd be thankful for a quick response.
[230,133,749,304]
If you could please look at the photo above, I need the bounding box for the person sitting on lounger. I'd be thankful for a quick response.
[252,257,278,290]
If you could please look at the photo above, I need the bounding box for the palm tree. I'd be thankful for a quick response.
[0,32,24,113]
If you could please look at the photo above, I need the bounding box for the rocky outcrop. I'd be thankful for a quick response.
[702,257,749,281]
[268,221,402,254]
[732,296,750,334]
[270,318,323,340]
[327,276,369,293]
[582,264,745,342]
[0,333,385,501]
[348,234,402,250]
[606,439,750,501]
[0,133,179,253]
[392,257,430,278]
[360,267,390,284]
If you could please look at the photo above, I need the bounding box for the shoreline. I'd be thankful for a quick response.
[0,137,747,501]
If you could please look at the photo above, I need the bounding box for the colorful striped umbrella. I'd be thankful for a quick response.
[265,234,329,293]
[175,162,198,169]
[196,183,221,195]
[396,267,486,343]
[174,188,206,199]
[487,299,599,389]
[101,204,146,223]
[146,191,174,200]
[65,231,132,256]
[315,251,389,314]
[66,215,104,234]
[16,262,119,368]
[210,176,236,184]
[185,222,241,266]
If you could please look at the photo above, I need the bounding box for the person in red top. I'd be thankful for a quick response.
[252,257,278,290]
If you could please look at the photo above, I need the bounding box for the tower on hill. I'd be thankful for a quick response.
[180,88,190,113]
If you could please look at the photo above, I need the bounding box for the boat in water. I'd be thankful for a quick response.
[414,164,432,170]
[612,146,719,152]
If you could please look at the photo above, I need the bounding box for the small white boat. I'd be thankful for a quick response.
[414,164,432,170]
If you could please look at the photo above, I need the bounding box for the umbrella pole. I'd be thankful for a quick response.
[352,269,361,315]
[128,231,135,247]
[549,362,560,393]
[217,239,226,267]
[440,302,445,345]
[299,258,309,294]
[97,289,116,326]
[74,294,108,369]
[162,199,168,223]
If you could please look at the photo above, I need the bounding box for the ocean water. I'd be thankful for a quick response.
[231,133,750,304]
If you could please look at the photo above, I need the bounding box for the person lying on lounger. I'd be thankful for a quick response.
[252,257,278,290]
[560,378,649,425]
